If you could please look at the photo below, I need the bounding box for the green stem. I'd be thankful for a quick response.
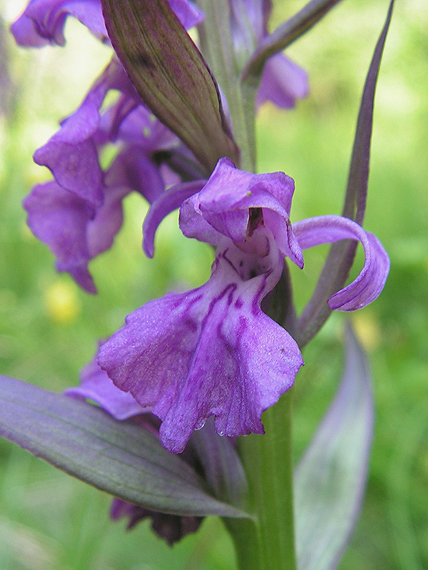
[196,0,257,172]
[229,389,297,570]
[195,4,296,567]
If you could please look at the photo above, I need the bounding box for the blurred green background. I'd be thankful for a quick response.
[0,0,427,568]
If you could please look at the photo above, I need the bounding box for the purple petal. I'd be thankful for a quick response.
[192,157,295,218]
[85,171,130,259]
[10,9,49,47]
[64,264,97,294]
[11,0,107,47]
[256,52,309,109]
[108,146,165,205]
[98,248,303,453]
[65,358,148,420]
[23,180,94,274]
[23,174,132,293]
[262,209,303,268]
[168,0,204,29]
[179,193,224,246]
[33,137,103,206]
[114,105,178,152]
[32,67,111,206]
[143,179,206,258]
[292,215,390,311]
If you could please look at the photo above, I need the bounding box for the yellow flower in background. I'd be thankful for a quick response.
[352,312,382,352]
[44,280,81,324]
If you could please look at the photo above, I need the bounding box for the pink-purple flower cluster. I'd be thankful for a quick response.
[1,0,395,563]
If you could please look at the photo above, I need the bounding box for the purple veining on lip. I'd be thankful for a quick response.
[98,239,303,453]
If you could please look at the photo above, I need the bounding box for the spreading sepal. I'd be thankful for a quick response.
[296,0,395,346]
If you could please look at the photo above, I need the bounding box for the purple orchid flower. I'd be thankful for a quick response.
[10,0,107,46]
[11,0,203,47]
[23,144,168,293]
[22,55,206,293]
[30,56,180,208]
[22,61,174,292]
[65,357,203,544]
[229,0,308,108]
[14,1,207,293]
[98,158,389,454]
[32,59,137,207]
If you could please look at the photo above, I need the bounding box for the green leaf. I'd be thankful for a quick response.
[191,418,248,508]
[101,0,239,174]
[297,0,395,347]
[294,324,374,570]
[0,375,249,519]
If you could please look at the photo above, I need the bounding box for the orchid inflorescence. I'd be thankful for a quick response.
[1,0,394,567]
